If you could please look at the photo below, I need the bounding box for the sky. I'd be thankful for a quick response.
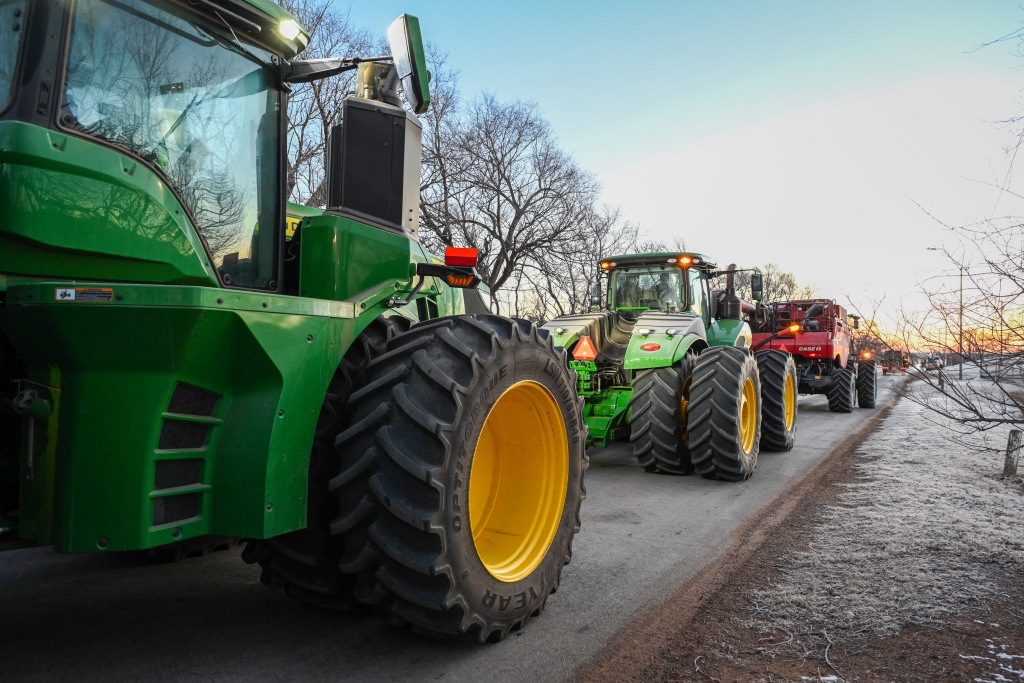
[340,1,1024,312]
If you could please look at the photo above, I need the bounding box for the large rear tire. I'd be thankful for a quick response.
[331,315,585,642]
[755,350,797,452]
[827,366,856,413]
[241,315,411,608]
[629,351,698,474]
[688,347,762,481]
[857,359,877,408]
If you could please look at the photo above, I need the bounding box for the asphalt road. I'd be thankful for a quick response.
[0,375,899,683]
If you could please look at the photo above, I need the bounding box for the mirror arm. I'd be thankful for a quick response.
[283,56,393,84]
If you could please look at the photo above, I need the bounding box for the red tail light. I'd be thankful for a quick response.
[445,247,478,267]
[640,343,661,351]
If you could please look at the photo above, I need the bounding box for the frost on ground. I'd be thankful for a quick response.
[744,386,1024,655]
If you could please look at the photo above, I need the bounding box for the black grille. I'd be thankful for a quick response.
[167,383,219,416]
[153,493,200,526]
[158,421,208,450]
[154,459,203,490]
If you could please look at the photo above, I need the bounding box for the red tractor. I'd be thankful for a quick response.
[749,299,876,412]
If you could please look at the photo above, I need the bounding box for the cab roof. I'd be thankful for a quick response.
[599,252,717,270]
[208,0,311,57]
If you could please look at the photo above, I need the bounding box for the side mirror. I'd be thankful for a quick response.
[850,315,860,329]
[590,281,603,310]
[750,273,763,302]
[387,15,431,114]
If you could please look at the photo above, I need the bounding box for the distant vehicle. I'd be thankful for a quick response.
[882,350,910,375]
[750,298,876,413]
[923,356,945,371]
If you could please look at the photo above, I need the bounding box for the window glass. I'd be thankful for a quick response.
[61,0,281,289]
[0,0,27,111]
[612,267,685,313]
[688,268,708,322]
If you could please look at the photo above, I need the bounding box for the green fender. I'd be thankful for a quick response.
[624,332,707,370]
[707,318,752,349]
[623,311,708,370]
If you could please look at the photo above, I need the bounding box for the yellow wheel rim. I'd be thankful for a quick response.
[469,381,569,583]
[783,373,796,430]
[739,377,757,454]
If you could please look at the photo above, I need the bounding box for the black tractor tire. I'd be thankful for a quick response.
[688,347,762,481]
[629,351,698,474]
[826,365,856,413]
[754,350,798,452]
[330,315,586,642]
[857,360,877,408]
[242,315,412,609]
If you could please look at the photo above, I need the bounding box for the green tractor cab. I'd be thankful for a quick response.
[0,1,585,642]
[542,252,799,480]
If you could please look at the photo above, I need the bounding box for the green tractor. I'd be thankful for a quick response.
[541,252,798,480]
[0,1,586,642]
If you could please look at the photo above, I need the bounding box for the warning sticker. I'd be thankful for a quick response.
[54,288,114,302]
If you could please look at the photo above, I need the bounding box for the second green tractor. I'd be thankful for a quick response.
[542,253,799,481]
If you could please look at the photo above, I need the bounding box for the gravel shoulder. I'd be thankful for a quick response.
[579,380,1024,683]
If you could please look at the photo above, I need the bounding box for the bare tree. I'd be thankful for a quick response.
[867,222,1024,451]
[518,205,640,320]
[708,262,816,302]
[281,0,380,206]
[419,90,604,314]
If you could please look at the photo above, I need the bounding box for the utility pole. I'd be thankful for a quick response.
[959,263,963,380]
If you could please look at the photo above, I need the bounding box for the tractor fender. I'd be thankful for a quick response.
[707,318,753,349]
[623,311,708,370]
[624,332,707,370]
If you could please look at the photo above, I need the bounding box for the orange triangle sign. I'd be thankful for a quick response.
[573,335,598,361]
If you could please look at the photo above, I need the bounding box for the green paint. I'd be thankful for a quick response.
[546,249,751,448]
[402,15,431,114]
[0,121,217,287]
[1,283,371,551]
[623,333,706,370]
[299,213,425,301]
[707,318,752,349]
[569,361,630,448]
[0,1,474,555]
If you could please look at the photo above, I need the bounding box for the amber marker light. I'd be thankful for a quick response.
[600,261,610,270]
[640,343,661,351]
[787,323,800,334]
[862,351,872,359]
[446,274,475,287]
[679,256,692,266]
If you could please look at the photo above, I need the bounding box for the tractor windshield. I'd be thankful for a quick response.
[60,0,281,290]
[610,267,686,315]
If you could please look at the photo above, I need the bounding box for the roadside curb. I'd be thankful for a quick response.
[574,376,911,683]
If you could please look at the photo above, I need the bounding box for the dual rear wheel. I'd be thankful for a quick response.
[629,346,799,480]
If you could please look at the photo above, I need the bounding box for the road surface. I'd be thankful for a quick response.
[0,376,899,683]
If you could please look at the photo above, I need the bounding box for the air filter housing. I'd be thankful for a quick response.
[327,97,422,235]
